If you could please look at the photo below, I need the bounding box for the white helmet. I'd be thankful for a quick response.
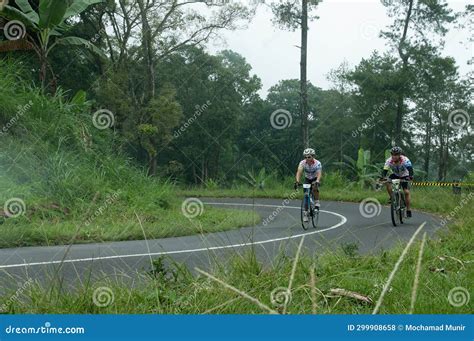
[303,148,315,156]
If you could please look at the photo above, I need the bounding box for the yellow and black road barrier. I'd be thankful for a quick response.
[412,182,474,187]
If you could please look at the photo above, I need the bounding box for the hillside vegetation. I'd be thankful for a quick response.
[0,60,258,248]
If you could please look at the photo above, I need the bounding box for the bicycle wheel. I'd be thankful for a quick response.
[300,195,310,230]
[310,193,319,229]
[390,193,400,226]
[399,193,406,224]
[311,207,319,229]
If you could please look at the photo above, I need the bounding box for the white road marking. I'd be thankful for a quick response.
[0,203,347,269]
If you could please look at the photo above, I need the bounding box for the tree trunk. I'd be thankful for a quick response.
[300,0,309,148]
[395,0,413,145]
[193,164,198,185]
[137,0,155,101]
[201,158,205,184]
[437,119,444,181]
[215,148,220,179]
[442,137,449,180]
[395,92,404,145]
[148,154,157,177]
[40,50,47,90]
[423,111,432,179]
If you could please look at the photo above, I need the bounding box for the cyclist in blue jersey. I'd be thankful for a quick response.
[294,148,322,222]
[380,146,414,218]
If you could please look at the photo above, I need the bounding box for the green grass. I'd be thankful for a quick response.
[0,202,260,248]
[2,206,471,314]
[2,185,472,314]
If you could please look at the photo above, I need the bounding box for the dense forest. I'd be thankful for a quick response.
[0,0,472,186]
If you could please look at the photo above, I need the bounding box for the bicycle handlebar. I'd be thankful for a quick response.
[377,178,412,184]
[295,182,320,186]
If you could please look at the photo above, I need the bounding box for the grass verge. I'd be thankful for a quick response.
[2,212,471,314]
[2,186,472,314]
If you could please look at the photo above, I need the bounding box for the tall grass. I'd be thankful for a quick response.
[2,207,471,314]
[0,60,258,248]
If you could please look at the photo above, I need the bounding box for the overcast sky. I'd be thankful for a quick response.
[207,0,472,97]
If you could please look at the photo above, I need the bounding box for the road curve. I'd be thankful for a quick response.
[0,198,442,292]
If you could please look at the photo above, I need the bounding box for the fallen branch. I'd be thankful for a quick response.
[195,267,279,315]
[330,288,373,305]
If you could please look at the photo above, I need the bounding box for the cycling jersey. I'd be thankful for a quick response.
[298,159,322,180]
[383,156,413,177]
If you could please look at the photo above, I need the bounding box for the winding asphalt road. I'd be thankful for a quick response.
[0,198,442,293]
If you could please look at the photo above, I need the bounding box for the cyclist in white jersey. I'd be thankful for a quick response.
[294,148,322,222]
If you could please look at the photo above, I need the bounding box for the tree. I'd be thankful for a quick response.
[380,0,455,145]
[102,0,252,101]
[1,0,106,89]
[403,36,472,181]
[271,0,320,149]
[346,52,400,156]
[138,84,182,176]
[158,47,261,183]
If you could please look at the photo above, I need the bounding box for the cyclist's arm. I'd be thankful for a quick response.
[381,160,390,178]
[405,158,414,178]
[296,166,303,183]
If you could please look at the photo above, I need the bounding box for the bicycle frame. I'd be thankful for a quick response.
[302,183,313,210]
[380,178,409,226]
[300,183,319,229]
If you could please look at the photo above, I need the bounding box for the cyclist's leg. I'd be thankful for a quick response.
[303,178,311,211]
[402,181,411,214]
[311,179,320,208]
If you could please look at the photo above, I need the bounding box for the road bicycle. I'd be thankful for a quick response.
[378,178,411,226]
[298,183,319,230]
